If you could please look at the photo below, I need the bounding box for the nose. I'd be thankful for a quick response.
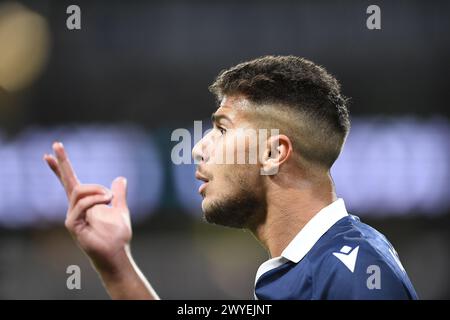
[192,129,215,163]
[192,137,205,164]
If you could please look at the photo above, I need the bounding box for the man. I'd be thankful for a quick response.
[44,55,418,299]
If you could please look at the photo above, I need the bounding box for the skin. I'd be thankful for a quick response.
[44,94,337,299]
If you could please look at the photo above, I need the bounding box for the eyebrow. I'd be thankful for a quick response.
[211,112,233,124]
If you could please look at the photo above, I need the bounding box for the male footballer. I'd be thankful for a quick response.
[44,55,418,299]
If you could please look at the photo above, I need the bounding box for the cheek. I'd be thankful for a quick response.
[208,133,238,164]
[205,165,239,198]
[223,164,260,191]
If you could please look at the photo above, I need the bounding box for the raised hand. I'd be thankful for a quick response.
[44,142,132,272]
[44,142,158,299]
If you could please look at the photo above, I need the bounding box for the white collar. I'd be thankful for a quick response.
[255,198,349,285]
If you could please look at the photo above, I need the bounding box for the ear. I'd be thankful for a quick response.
[260,134,293,175]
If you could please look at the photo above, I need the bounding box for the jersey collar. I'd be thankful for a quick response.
[255,198,349,285]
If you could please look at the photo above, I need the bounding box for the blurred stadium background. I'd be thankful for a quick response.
[0,0,449,299]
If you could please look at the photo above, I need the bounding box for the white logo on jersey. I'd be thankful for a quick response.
[333,245,360,273]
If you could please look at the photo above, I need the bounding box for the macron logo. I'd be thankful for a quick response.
[333,245,360,273]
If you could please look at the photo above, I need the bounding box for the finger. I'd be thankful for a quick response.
[43,154,62,180]
[69,184,112,211]
[52,142,80,196]
[66,194,113,229]
[111,177,128,209]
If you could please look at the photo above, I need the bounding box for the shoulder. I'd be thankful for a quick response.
[308,215,418,299]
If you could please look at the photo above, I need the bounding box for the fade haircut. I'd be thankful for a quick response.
[209,55,350,169]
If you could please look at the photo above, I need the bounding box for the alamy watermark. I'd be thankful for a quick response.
[66,264,81,290]
[66,5,81,30]
[366,265,381,290]
[366,5,381,30]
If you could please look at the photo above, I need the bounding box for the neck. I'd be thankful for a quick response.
[249,172,336,258]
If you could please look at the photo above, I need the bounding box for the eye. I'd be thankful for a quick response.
[218,126,226,135]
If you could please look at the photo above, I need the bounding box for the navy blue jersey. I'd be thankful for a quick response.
[254,199,418,300]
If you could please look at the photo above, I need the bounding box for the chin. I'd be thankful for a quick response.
[201,198,207,213]
[201,196,214,213]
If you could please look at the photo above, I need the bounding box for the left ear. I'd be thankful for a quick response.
[260,134,293,175]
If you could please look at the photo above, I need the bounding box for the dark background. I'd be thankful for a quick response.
[0,0,449,299]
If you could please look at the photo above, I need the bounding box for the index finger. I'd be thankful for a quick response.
[44,153,63,182]
[52,142,80,197]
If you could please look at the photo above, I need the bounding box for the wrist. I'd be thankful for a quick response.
[92,245,134,282]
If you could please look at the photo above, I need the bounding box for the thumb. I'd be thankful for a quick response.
[111,177,128,209]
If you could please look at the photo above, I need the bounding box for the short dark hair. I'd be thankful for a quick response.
[209,55,350,168]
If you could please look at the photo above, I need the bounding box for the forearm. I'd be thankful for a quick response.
[94,246,160,300]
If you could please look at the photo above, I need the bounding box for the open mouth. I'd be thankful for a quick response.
[198,181,208,195]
